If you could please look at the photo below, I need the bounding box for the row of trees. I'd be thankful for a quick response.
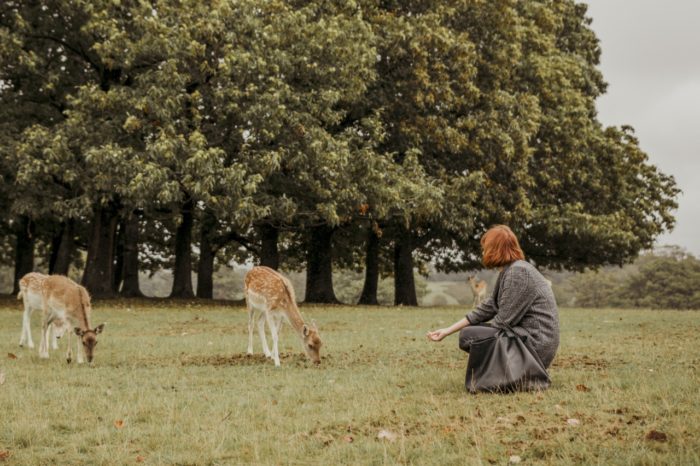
[563,247,700,310]
[0,1,678,304]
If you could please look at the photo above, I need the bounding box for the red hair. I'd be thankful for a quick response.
[480,225,525,268]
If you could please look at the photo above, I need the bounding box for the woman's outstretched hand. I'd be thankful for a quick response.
[426,329,450,342]
[426,318,470,342]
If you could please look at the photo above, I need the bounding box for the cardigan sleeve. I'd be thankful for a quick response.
[465,293,498,325]
[492,266,536,329]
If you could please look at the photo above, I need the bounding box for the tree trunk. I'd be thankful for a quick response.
[358,227,380,305]
[170,198,195,298]
[304,225,338,303]
[82,205,119,297]
[120,213,143,297]
[196,211,217,299]
[112,220,125,293]
[258,224,279,269]
[49,220,75,275]
[394,230,417,306]
[12,216,35,295]
[48,227,62,275]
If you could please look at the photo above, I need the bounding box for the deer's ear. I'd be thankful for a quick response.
[94,323,105,334]
[302,325,310,337]
[74,327,84,337]
[311,319,318,331]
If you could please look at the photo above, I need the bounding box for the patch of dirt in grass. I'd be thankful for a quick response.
[179,352,311,367]
[551,354,612,370]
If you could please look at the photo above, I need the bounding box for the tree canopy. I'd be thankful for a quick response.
[0,0,679,303]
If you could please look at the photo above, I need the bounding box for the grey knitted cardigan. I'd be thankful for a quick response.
[466,260,560,368]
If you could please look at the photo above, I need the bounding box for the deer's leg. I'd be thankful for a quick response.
[76,336,85,364]
[75,323,85,364]
[257,312,272,358]
[65,331,73,364]
[265,311,281,367]
[39,319,50,359]
[246,298,255,355]
[50,324,59,350]
[39,301,52,358]
[20,303,34,348]
[274,314,284,339]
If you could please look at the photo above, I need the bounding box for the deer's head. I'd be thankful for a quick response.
[302,322,322,365]
[74,324,105,363]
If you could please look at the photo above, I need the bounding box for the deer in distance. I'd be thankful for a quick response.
[467,275,488,307]
[20,274,104,364]
[244,266,322,367]
[17,272,70,351]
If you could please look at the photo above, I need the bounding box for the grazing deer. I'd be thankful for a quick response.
[17,272,70,350]
[244,266,322,366]
[40,275,104,364]
[467,275,487,307]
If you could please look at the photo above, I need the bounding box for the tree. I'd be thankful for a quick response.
[1,1,679,304]
[5,1,263,297]
[355,1,531,304]
[216,1,391,303]
[359,0,678,307]
[618,249,700,310]
[514,1,679,271]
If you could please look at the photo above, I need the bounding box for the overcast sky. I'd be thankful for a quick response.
[584,0,700,255]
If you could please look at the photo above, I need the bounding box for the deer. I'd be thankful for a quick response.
[467,275,488,307]
[39,275,105,364]
[17,272,70,351]
[244,266,322,367]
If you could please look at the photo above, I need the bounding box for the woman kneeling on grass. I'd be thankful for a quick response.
[427,225,559,370]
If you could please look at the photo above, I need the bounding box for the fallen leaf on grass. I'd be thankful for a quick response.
[136,455,145,463]
[576,384,589,392]
[342,435,354,443]
[0,450,10,460]
[645,430,668,442]
[7,353,17,360]
[567,418,580,427]
[0,372,5,385]
[114,420,125,429]
[377,429,398,442]
[509,455,522,464]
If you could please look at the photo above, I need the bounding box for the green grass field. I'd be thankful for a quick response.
[0,299,698,465]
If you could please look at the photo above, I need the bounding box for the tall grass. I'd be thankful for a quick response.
[1,299,698,465]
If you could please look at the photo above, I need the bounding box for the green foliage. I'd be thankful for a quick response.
[618,248,700,310]
[565,247,700,309]
[0,1,680,297]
